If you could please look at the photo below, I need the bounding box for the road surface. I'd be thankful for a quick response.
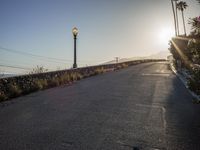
[0,62,200,150]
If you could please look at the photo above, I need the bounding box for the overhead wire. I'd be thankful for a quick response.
[0,46,108,73]
[0,46,73,65]
[0,64,32,70]
[0,46,107,63]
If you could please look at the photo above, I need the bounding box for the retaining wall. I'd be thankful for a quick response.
[0,59,165,101]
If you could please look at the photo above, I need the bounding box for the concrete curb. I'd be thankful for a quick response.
[169,63,200,102]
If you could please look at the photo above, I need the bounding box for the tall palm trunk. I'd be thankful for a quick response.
[175,1,180,35]
[171,0,177,36]
[181,10,187,36]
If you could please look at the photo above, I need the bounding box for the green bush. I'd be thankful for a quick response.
[188,68,200,95]
[187,39,200,64]
[189,17,200,36]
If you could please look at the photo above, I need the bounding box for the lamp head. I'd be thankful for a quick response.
[72,27,78,37]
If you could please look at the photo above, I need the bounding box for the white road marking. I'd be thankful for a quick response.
[142,73,170,77]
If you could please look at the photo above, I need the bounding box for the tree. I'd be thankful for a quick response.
[171,0,177,36]
[174,0,180,35]
[177,1,188,36]
[189,17,200,36]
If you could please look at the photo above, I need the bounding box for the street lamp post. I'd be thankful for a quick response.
[72,27,78,68]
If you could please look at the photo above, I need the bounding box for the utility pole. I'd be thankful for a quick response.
[115,57,119,63]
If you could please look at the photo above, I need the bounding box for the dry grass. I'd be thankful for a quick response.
[59,73,70,84]
[94,67,105,74]
[8,83,22,98]
[48,78,60,87]
[1,61,145,102]
[0,91,7,102]
[33,79,48,90]
[121,63,128,68]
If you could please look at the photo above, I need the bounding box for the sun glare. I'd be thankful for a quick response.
[158,27,174,45]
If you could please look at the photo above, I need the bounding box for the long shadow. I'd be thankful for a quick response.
[164,74,200,149]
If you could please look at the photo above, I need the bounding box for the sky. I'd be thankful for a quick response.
[0,0,199,73]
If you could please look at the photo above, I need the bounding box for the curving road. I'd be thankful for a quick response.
[0,62,200,150]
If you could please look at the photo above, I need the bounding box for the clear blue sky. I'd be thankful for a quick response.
[0,0,199,73]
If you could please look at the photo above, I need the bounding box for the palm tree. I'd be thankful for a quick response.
[174,0,180,35]
[171,0,177,36]
[177,1,188,36]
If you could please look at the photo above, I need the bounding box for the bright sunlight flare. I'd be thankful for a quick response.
[158,27,174,46]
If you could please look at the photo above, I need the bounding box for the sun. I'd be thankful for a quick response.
[158,27,174,45]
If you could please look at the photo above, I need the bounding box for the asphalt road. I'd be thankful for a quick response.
[0,62,200,150]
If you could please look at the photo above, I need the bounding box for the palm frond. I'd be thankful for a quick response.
[177,1,188,11]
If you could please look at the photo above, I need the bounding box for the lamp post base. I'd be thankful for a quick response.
[73,64,77,69]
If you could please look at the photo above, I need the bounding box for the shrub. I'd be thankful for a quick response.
[59,75,66,85]
[116,65,122,70]
[189,16,200,36]
[32,79,48,91]
[121,63,128,68]
[188,67,200,95]
[69,72,81,81]
[41,79,48,88]
[48,78,60,87]
[0,91,7,102]
[8,83,22,98]
[58,73,71,84]
[187,39,200,64]
[76,73,83,80]
[94,67,105,74]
